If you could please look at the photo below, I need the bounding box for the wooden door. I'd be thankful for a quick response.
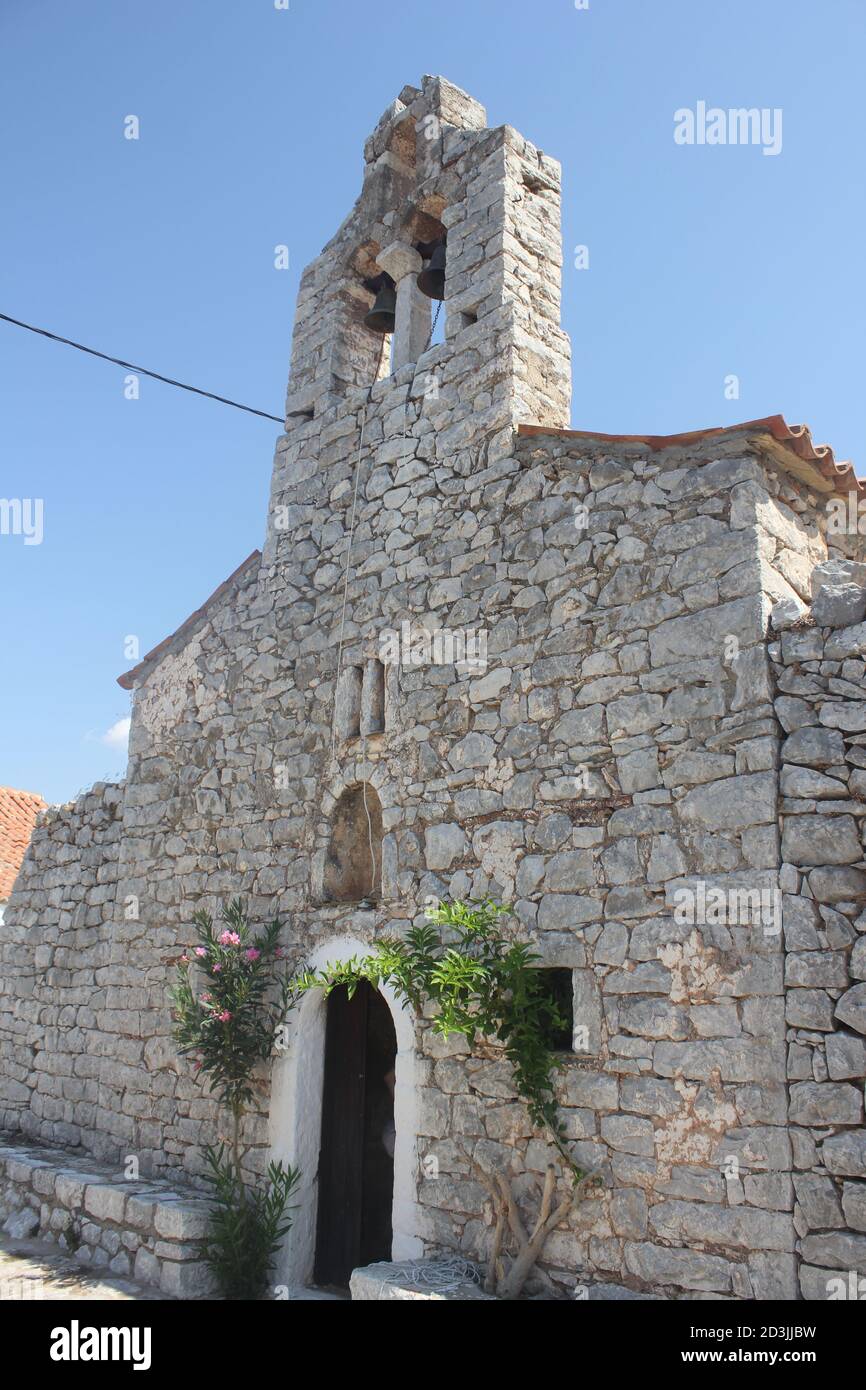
[314,982,396,1288]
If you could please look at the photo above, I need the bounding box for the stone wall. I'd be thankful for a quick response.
[0,784,124,1151]
[773,567,866,1298]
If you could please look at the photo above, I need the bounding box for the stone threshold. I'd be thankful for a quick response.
[0,1136,214,1297]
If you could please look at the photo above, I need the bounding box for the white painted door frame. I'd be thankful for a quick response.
[268,935,424,1291]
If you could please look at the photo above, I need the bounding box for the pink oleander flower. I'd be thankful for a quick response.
[275,947,284,959]
[218,930,241,946]
[212,963,222,973]
[180,955,189,964]
[199,993,212,1003]
[194,946,207,957]
[217,1010,232,1023]
[245,947,261,962]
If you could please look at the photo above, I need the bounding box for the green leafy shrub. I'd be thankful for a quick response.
[201,1146,300,1300]
[294,898,581,1177]
[171,898,300,1298]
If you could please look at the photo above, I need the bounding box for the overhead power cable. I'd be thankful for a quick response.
[0,312,284,424]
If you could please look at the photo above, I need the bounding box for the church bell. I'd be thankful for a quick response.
[416,238,446,301]
[363,273,396,334]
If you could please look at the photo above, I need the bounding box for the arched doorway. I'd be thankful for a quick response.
[314,981,397,1288]
[268,935,423,1293]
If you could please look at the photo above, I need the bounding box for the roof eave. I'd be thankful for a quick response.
[117,549,262,691]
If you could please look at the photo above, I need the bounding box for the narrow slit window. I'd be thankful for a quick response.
[534,968,575,1053]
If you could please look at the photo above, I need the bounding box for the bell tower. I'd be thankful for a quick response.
[263,76,571,569]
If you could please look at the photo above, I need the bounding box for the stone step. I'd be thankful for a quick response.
[350,1259,495,1301]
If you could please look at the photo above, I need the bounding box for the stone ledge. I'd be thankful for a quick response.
[0,1136,214,1297]
[349,1260,666,1301]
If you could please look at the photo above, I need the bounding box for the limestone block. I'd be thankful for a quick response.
[825,621,866,659]
[2,1206,39,1239]
[835,983,866,1034]
[560,1070,618,1110]
[655,1039,784,1083]
[799,1263,852,1300]
[159,1257,217,1298]
[841,1182,866,1232]
[800,1232,866,1274]
[649,1199,793,1252]
[785,951,849,988]
[793,1173,845,1230]
[788,1081,863,1126]
[153,1199,212,1242]
[821,1131,866,1177]
[677,773,775,833]
[624,1241,732,1292]
[423,824,467,872]
[786,989,836,1031]
[808,864,866,904]
[823,1029,866,1082]
[83,1184,126,1224]
[781,814,861,866]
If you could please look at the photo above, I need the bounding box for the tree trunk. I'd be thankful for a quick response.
[463,1148,596,1300]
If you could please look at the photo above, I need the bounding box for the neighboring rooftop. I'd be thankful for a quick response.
[0,787,46,900]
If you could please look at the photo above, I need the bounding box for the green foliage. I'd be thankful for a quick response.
[201,1144,301,1300]
[294,898,582,1178]
[171,898,301,1299]
[171,898,296,1116]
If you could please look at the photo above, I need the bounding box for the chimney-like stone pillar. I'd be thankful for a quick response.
[377,242,428,371]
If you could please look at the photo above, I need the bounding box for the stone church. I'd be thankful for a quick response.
[1,75,865,1300]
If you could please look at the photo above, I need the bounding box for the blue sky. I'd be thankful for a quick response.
[1,0,863,805]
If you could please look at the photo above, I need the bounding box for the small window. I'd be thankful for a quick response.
[534,968,574,1052]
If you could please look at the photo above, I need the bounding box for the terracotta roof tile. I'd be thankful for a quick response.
[0,787,46,900]
[518,415,860,495]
